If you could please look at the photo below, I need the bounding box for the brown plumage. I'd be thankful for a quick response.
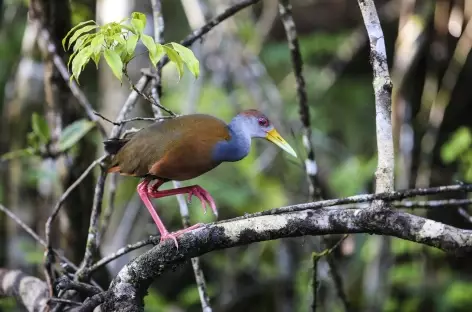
[106,114,230,180]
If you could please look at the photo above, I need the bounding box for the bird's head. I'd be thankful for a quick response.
[236,109,297,158]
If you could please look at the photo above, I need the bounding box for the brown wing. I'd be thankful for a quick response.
[108,114,230,180]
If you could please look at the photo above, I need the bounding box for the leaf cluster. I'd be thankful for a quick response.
[62,12,200,83]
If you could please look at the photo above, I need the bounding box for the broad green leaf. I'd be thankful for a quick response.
[131,12,146,23]
[71,46,92,83]
[31,113,50,143]
[131,12,146,34]
[170,42,200,78]
[163,45,184,79]
[90,34,104,55]
[141,34,156,55]
[141,34,164,66]
[1,148,35,161]
[104,49,123,81]
[62,20,96,50]
[72,34,93,52]
[126,33,139,56]
[58,119,95,152]
[67,24,98,50]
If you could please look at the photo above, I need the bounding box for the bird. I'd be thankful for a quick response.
[104,109,297,247]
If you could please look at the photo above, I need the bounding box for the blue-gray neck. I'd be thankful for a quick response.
[211,116,251,163]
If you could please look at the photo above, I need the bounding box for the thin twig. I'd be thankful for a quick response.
[278,1,349,310]
[123,69,176,116]
[458,207,472,223]
[229,183,472,220]
[93,111,174,125]
[48,297,82,307]
[86,236,158,274]
[278,0,319,199]
[76,169,107,279]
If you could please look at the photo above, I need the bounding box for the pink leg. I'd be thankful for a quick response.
[148,184,218,217]
[137,179,203,248]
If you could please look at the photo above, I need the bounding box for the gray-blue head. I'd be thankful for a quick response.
[230,109,298,158]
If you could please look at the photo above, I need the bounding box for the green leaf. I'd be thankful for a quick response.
[90,34,105,55]
[126,33,139,56]
[91,53,101,68]
[441,127,472,163]
[31,113,50,143]
[1,148,35,161]
[67,24,98,50]
[170,42,200,78]
[71,46,92,83]
[58,120,95,152]
[112,33,126,45]
[131,12,146,34]
[72,34,94,52]
[163,45,184,79]
[62,20,96,50]
[103,49,123,81]
[141,35,164,66]
[131,12,146,23]
[131,13,146,35]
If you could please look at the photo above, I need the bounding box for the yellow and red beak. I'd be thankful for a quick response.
[265,129,297,158]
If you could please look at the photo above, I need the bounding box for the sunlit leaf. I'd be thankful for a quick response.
[71,46,92,83]
[62,20,96,50]
[90,34,104,55]
[91,52,100,68]
[131,12,146,35]
[163,45,184,79]
[58,119,95,152]
[126,33,139,56]
[103,49,123,81]
[31,113,50,143]
[67,24,98,50]
[170,42,200,78]
[72,34,93,52]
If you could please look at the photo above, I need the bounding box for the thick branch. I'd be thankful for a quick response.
[102,206,472,311]
[0,269,48,312]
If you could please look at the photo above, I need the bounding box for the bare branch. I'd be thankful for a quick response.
[357,0,394,201]
[0,269,48,312]
[86,236,158,275]
[93,111,173,125]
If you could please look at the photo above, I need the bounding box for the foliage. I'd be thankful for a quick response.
[0,113,96,161]
[62,12,200,83]
[441,127,472,181]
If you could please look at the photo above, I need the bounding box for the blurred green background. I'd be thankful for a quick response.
[1,0,472,311]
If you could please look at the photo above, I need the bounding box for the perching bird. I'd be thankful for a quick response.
[104,109,297,247]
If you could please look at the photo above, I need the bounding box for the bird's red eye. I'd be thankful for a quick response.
[258,117,269,127]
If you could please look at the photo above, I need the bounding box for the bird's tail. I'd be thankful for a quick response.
[103,138,129,155]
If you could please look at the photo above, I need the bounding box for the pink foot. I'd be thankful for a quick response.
[160,223,204,248]
[186,186,218,217]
